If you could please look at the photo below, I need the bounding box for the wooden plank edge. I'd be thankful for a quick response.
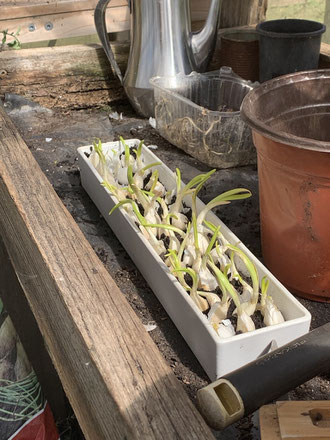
[0,106,215,440]
[0,0,127,20]
[259,405,281,440]
[0,7,130,44]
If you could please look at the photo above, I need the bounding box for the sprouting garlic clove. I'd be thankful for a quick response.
[237,311,255,333]
[214,319,236,338]
[207,301,227,324]
[193,294,209,313]
[182,245,196,267]
[146,180,166,197]
[198,233,209,254]
[263,298,285,327]
[198,267,218,291]
[210,247,230,270]
[134,172,144,189]
[117,166,129,185]
[171,212,188,230]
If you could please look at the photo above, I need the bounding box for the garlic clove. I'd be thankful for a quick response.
[198,267,218,291]
[237,311,255,333]
[263,298,285,327]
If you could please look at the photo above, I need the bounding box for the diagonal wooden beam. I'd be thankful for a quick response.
[0,106,214,440]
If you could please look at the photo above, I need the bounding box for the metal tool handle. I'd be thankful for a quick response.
[94,0,130,84]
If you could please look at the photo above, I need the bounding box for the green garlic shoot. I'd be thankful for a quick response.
[145,169,166,197]
[192,226,220,291]
[172,267,209,312]
[166,249,189,289]
[196,188,251,226]
[208,259,255,333]
[169,170,215,229]
[258,276,284,326]
[227,244,259,316]
[207,259,231,321]
[102,180,128,203]
[90,139,115,185]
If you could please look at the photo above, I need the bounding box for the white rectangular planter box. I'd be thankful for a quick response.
[77,140,311,381]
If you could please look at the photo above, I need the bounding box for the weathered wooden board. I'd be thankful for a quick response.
[220,0,267,28]
[0,0,267,44]
[0,6,130,44]
[320,42,330,68]
[0,43,128,110]
[259,404,282,440]
[0,106,215,439]
[277,401,330,439]
[0,0,126,19]
[260,402,330,440]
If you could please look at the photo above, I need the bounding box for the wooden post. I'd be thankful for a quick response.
[220,0,267,28]
[0,106,215,439]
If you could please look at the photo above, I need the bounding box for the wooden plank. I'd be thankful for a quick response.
[1,0,126,20]
[0,0,212,21]
[259,405,282,440]
[319,42,330,68]
[0,0,265,44]
[0,43,128,110]
[0,7,130,44]
[0,106,215,439]
[0,238,69,421]
[220,0,267,28]
[277,401,330,439]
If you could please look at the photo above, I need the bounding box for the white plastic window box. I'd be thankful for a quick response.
[77,139,311,381]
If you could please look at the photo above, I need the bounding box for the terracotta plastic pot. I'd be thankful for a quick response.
[241,70,330,302]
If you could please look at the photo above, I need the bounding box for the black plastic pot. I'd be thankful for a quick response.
[256,19,326,82]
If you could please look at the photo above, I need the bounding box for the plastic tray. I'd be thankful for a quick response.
[150,67,258,169]
[78,139,311,380]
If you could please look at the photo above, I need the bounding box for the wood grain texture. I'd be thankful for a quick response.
[0,43,128,109]
[0,0,266,44]
[0,106,215,440]
[1,0,126,19]
[220,0,267,28]
[277,401,330,439]
[0,7,130,44]
[319,42,330,69]
[259,405,281,440]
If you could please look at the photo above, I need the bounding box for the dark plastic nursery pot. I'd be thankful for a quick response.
[256,19,326,82]
[241,69,330,302]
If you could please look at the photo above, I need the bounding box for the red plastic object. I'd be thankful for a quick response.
[10,403,59,440]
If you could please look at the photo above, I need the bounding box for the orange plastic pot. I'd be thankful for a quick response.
[241,70,330,302]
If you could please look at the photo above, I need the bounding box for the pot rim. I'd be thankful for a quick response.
[240,69,330,153]
[256,19,326,39]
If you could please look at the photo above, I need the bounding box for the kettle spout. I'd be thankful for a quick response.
[191,0,222,72]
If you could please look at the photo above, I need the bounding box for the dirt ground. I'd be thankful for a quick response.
[3,93,330,440]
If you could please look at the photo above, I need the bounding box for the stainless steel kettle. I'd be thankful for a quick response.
[95,0,222,117]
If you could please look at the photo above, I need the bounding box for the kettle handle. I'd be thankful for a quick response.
[94,0,130,84]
